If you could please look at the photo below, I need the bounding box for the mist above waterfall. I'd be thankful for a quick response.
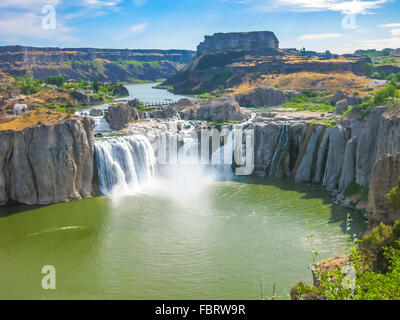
[95,133,219,207]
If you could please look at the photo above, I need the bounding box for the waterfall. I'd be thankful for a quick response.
[93,117,111,133]
[94,135,156,195]
[268,125,289,178]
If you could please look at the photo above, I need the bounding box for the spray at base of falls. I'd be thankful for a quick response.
[94,118,256,205]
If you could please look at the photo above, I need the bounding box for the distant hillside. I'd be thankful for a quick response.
[0,46,196,82]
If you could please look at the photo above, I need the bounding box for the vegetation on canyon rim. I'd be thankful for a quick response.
[294,181,400,300]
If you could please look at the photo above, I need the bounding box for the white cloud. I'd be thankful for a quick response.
[297,32,343,40]
[260,0,388,14]
[340,37,400,53]
[0,12,75,42]
[360,37,400,48]
[391,29,400,36]
[380,23,400,28]
[81,0,122,7]
[129,23,148,34]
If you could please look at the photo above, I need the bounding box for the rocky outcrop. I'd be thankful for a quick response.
[113,84,129,97]
[234,86,297,107]
[70,91,103,106]
[105,105,141,130]
[367,153,400,228]
[197,31,279,56]
[180,97,247,122]
[0,117,95,205]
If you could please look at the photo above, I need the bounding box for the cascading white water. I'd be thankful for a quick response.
[94,135,156,196]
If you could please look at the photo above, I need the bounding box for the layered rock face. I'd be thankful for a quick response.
[197,31,279,55]
[234,86,297,107]
[367,153,400,228]
[0,117,95,205]
[0,46,196,82]
[252,106,400,199]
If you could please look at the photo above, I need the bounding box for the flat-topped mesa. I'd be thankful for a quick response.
[197,31,279,56]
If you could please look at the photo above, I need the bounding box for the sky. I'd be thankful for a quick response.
[0,0,399,54]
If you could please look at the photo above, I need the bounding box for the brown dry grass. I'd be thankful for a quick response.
[318,255,349,273]
[0,109,73,131]
[15,89,77,108]
[0,70,14,87]
[231,72,378,96]
[281,55,355,64]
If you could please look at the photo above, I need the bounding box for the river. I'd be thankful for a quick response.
[0,176,365,299]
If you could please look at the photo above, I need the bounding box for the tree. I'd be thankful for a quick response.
[363,62,374,78]
[92,80,99,93]
[46,75,65,87]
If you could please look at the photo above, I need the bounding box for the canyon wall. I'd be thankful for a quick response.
[0,46,196,82]
[0,117,95,205]
[252,106,400,221]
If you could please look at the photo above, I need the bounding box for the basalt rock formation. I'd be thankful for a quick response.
[0,117,95,205]
[234,86,297,107]
[0,46,196,82]
[105,105,142,130]
[367,153,400,229]
[251,106,400,216]
[180,97,247,122]
[197,31,279,56]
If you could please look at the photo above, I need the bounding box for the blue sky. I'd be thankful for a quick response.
[0,0,399,53]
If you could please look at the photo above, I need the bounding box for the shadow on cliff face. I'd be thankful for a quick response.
[0,202,50,218]
[231,175,367,238]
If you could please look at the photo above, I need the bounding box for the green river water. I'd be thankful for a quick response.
[0,177,366,299]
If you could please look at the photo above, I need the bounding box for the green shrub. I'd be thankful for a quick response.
[15,76,42,95]
[298,221,400,299]
[135,104,151,112]
[343,181,369,201]
[386,176,400,210]
[46,75,65,87]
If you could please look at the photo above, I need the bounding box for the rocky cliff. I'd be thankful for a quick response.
[197,31,279,56]
[251,106,400,222]
[0,46,196,82]
[0,116,95,205]
[368,153,400,228]
[180,97,247,122]
[234,86,297,107]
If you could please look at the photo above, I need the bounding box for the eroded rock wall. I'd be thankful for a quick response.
[253,106,400,199]
[0,117,95,205]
